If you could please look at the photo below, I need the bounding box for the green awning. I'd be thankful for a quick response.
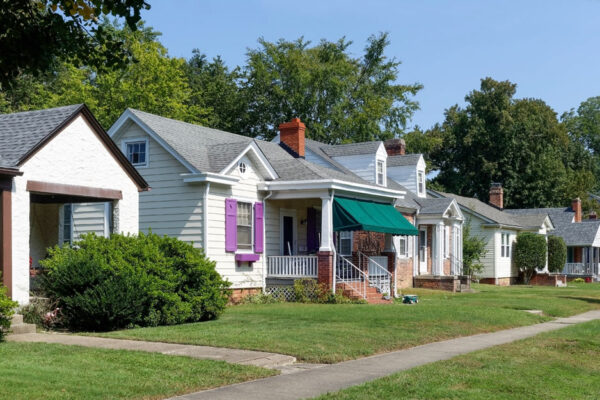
[333,197,418,235]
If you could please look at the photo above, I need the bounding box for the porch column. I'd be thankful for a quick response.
[452,222,460,275]
[317,194,334,290]
[434,222,444,276]
[0,188,11,298]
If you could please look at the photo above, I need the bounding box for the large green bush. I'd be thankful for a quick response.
[514,232,547,284]
[547,236,567,273]
[40,233,231,331]
[0,284,18,341]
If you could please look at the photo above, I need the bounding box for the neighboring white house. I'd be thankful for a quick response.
[430,185,554,285]
[109,110,466,301]
[0,105,149,304]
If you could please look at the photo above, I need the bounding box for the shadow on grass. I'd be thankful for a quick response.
[558,296,600,305]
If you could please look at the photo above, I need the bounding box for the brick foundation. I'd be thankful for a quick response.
[317,251,334,289]
[229,287,262,304]
[479,277,515,286]
[414,275,470,292]
[530,273,567,287]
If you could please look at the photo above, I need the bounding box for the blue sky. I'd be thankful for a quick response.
[141,0,600,129]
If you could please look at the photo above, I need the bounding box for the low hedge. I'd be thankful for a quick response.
[0,283,17,341]
[40,233,230,331]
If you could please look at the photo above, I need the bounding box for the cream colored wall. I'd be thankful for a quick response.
[117,123,204,246]
[12,115,140,304]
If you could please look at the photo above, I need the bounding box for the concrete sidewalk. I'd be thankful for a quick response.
[171,310,600,400]
[7,333,296,368]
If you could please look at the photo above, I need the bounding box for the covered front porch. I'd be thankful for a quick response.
[263,191,418,302]
[563,246,600,281]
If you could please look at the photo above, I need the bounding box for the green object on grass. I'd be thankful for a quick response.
[402,295,419,304]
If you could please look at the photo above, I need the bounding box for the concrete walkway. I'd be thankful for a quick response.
[7,333,296,368]
[170,310,600,400]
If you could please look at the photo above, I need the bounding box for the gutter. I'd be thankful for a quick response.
[258,179,405,199]
[182,172,240,185]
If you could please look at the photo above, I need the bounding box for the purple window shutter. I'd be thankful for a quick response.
[306,207,317,252]
[225,198,237,252]
[254,202,264,253]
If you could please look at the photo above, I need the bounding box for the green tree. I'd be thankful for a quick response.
[240,33,422,142]
[462,219,488,279]
[185,50,247,132]
[514,232,547,284]
[1,22,206,128]
[547,236,567,273]
[430,78,569,208]
[0,0,150,86]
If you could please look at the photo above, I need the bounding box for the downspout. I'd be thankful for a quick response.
[202,182,211,255]
[262,191,273,292]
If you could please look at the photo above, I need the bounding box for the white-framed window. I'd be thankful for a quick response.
[124,139,148,167]
[238,161,247,174]
[417,170,425,195]
[398,236,409,258]
[338,231,353,256]
[501,233,511,258]
[376,159,385,186]
[63,204,73,244]
[237,202,253,250]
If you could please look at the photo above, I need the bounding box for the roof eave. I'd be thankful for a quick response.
[259,179,406,199]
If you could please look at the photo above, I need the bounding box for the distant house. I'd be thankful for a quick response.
[430,185,554,285]
[109,110,466,302]
[506,198,600,281]
[0,105,149,304]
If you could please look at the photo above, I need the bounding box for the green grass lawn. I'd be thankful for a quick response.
[88,283,600,363]
[315,319,600,399]
[0,342,275,400]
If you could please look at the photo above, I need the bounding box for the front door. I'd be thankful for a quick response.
[419,228,428,274]
[280,209,297,255]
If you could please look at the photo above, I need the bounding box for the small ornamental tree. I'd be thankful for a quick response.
[514,232,547,284]
[462,219,488,280]
[547,236,567,273]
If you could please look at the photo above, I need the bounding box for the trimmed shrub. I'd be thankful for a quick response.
[514,232,547,284]
[0,284,18,341]
[547,236,567,273]
[40,233,231,331]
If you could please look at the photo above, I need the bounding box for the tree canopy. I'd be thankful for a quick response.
[0,0,150,86]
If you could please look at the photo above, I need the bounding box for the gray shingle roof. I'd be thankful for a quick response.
[320,141,382,158]
[0,104,83,167]
[128,110,397,192]
[387,154,422,167]
[415,197,454,215]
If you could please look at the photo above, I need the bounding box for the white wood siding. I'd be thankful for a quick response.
[387,156,425,197]
[333,154,377,184]
[72,203,107,238]
[205,155,265,289]
[117,124,205,247]
[463,213,496,278]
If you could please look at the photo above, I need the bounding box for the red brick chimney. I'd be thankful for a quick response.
[572,198,582,223]
[384,138,406,156]
[279,118,306,158]
[489,183,503,209]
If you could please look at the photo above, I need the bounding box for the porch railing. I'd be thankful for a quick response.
[267,256,318,278]
[450,254,464,276]
[358,252,391,296]
[336,254,367,300]
[562,262,599,277]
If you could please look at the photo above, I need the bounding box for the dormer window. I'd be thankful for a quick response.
[124,139,148,167]
[417,170,425,195]
[376,160,385,185]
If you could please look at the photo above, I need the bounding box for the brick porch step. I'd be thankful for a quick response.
[337,282,393,304]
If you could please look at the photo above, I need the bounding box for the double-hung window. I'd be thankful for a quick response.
[125,140,147,166]
[417,170,425,195]
[236,202,253,250]
[63,204,73,244]
[398,236,409,257]
[501,233,511,258]
[339,231,353,255]
[376,160,385,186]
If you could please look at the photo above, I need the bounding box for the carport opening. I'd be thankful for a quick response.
[29,192,116,294]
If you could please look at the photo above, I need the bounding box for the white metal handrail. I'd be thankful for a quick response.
[336,254,367,299]
[358,252,392,296]
[267,256,318,278]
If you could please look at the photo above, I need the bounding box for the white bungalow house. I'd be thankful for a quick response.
[109,110,466,302]
[0,105,149,304]
[430,185,555,285]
